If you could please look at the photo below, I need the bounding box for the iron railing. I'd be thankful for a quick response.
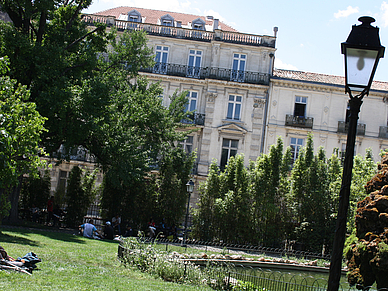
[81,14,276,48]
[338,121,366,136]
[141,62,270,85]
[285,114,314,129]
[181,112,205,126]
[379,126,388,139]
[118,243,384,291]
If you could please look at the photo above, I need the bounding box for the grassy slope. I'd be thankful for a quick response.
[0,227,211,291]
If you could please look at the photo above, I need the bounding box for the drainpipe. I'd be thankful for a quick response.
[260,53,274,154]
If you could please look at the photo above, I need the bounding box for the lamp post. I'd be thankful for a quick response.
[327,16,384,291]
[184,179,195,243]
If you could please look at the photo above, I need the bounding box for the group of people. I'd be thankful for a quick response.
[28,196,64,227]
[148,218,177,239]
[78,215,134,240]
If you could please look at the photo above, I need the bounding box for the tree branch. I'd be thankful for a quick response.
[64,26,103,51]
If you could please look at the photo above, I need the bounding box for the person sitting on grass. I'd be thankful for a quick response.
[79,219,102,239]
[103,221,115,240]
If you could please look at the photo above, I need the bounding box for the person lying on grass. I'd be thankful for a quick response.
[79,219,103,239]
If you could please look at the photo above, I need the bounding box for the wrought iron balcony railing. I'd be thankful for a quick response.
[181,113,205,126]
[82,14,276,48]
[285,114,313,129]
[141,63,270,85]
[337,121,366,136]
[379,126,388,139]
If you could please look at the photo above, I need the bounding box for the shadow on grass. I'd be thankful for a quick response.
[0,226,87,244]
[0,231,41,247]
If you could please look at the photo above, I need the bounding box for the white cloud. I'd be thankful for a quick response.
[381,1,388,27]
[334,6,359,19]
[274,59,298,71]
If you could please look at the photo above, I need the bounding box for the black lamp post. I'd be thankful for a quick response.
[184,179,195,242]
[327,16,384,291]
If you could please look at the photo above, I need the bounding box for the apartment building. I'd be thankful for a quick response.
[82,7,388,202]
[84,7,278,202]
[267,69,388,161]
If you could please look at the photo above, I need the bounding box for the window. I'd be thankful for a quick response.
[226,95,242,120]
[154,46,169,73]
[185,91,197,112]
[290,137,304,162]
[294,96,307,118]
[160,14,174,34]
[129,16,138,22]
[231,54,246,82]
[179,136,194,154]
[57,170,68,194]
[187,50,202,77]
[221,139,238,170]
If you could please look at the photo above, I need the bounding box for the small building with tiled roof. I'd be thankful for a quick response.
[93,6,237,32]
[273,69,388,92]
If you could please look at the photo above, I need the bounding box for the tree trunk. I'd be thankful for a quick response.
[6,176,23,223]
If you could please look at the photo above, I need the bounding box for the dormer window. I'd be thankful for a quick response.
[191,18,206,31]
[127,10,141,23]
[129,16,138,22]
[160,14,174,27]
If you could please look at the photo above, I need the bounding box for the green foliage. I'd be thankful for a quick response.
[19,170,51,211]
[0,56,46,222]
[155,147,196,226]
[65,166,98,227]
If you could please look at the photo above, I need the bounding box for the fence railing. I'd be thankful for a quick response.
[118,243,384,291]
[81,14,276,48]
[143,237,331,261]
[141,62,270,85]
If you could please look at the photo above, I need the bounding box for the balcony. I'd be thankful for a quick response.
[141,63,270,85]
[337,121,366,136]
[379,126,388,139]
[82,14,276,48]
[285,115,313,129]
[181,113,205,126]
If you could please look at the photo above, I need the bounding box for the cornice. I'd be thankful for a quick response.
[271,79,343,93]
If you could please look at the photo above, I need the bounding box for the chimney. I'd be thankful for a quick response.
[206,16,213,20]
[273,26,278,37]
[213,19,219,31]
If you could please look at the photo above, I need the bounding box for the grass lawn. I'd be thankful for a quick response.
[0,227,212,291]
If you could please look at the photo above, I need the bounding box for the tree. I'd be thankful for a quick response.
[0,57,46,223]
[0,0,192,221]
[65,166,97,227]
[19,170,51,212]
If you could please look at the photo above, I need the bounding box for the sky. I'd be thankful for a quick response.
[84,0,388,82]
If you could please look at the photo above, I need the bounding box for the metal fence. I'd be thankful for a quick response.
[154,238,331,261]
[118,242,388,291]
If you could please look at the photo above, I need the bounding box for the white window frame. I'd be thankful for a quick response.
[187,50,202,78]
[179,136,194,154]
[154,46,169,73]
[231,53,246,82]
[220,138,239,170]
[226,95,242,121]
[294,96,307,118]
[290,137,304,162]
[185,91,198,112]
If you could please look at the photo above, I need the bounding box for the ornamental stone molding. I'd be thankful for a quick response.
[206,92,218,103]
[272,80,342,94]
[253,98,266,108]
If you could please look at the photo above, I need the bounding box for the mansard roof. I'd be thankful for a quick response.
[273,69,388,92]
[93,6,237,32]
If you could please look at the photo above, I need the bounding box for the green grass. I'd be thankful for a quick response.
[0,227,212,291]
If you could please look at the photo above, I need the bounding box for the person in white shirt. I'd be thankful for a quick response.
[79,219,101,239]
